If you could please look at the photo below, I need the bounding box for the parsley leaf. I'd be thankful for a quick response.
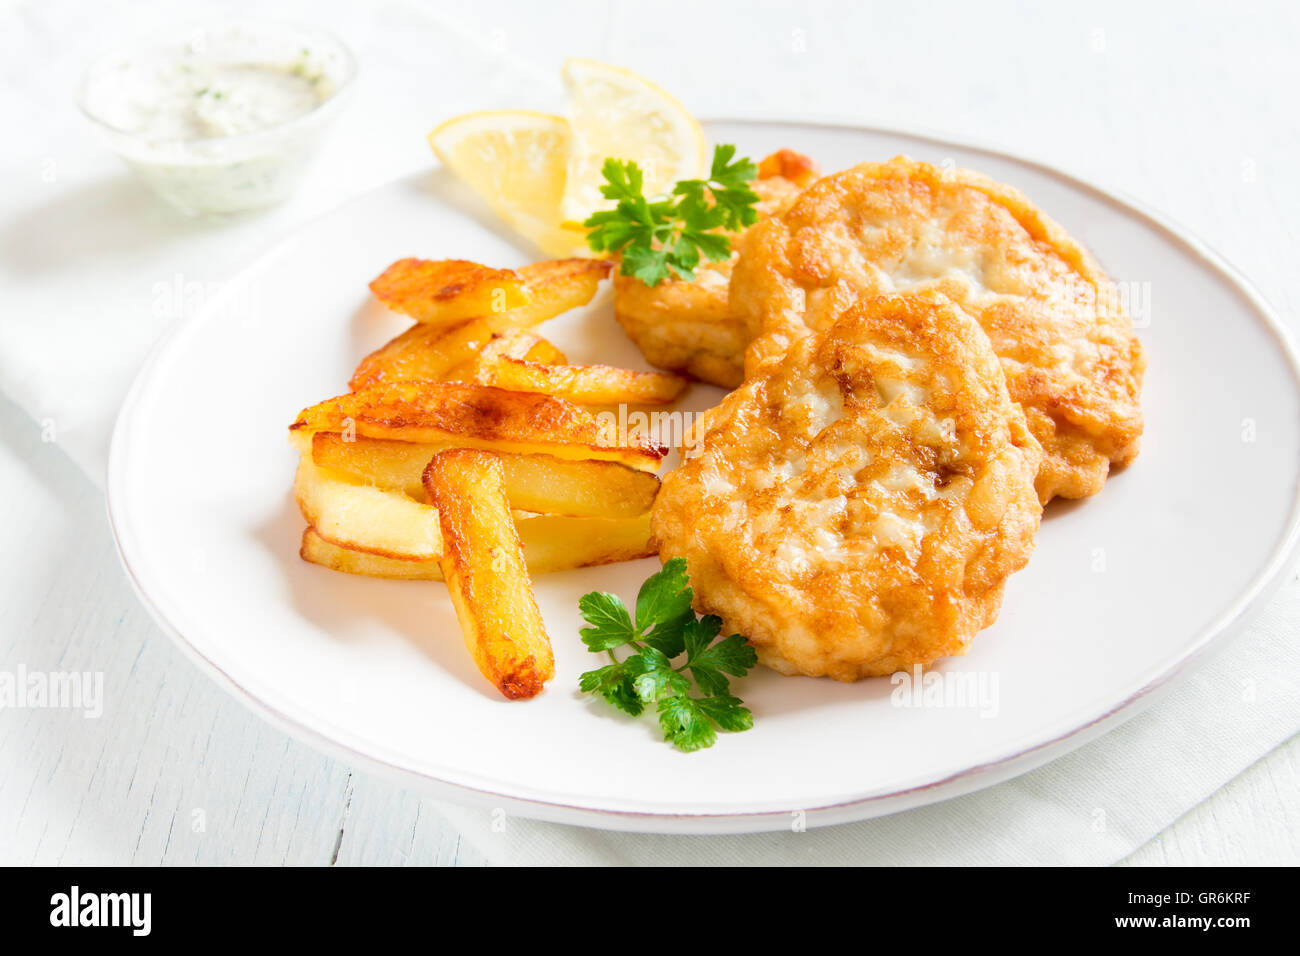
[576,557,757,752]
[630,646,692,703]
[657,696,716,752]
[577,591,637,651]
[684,624,757,697]
[694,695,753,733]
[578,657,647,716]
[635,559,694,657]
[583,144,761,287]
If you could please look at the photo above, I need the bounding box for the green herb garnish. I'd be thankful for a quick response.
[582,144,760,288]
[578,557,757,752]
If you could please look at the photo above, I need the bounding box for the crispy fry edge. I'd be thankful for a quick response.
[423,449,555,700]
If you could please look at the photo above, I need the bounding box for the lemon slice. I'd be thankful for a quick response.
[428,110,588,256]
[560,58,709,224]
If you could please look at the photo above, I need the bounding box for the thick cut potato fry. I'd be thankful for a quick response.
[353,323,567,391]
[311,432,659,517]
[479,328,556,364]
[519,335,567,365]
[441,328,563,382]
[293,455,442,559]
[371,256,611,330]
[498,258,612,330]
[758,148,821,187]
[350,318,496,390]
[474,356,688,405]
[300,511,654,580]
[425,450,554,699]
[369,259,529,325]
[290,380,665,471]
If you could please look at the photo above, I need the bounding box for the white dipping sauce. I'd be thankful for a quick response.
[101,56,332,143]
[82,24,352,215]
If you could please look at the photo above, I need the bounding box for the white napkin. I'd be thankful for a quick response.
[3,0,1296,866]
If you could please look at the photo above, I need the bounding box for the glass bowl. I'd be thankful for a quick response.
[80,19,356,216]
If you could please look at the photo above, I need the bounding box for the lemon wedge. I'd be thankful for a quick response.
[428,110,587,256]
[559,58,709,224]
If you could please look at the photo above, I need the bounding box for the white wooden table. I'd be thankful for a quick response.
[1,0,1297,865]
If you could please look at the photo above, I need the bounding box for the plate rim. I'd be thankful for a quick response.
[105,115,1300,834]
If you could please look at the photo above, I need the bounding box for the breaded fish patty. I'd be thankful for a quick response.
[731,156,1145,502]
[652,291,1043,681]
[612,150,818,388]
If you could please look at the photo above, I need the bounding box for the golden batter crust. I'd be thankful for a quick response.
[652,291,1043,681]
[612,151,818,388]
[730,155,1146,502]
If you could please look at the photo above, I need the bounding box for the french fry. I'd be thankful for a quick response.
[519,335,567,365]
[301,528,433,578]
[310,432,659,517]
[758,148,821,187]
[288,427,312,456]
[473,356,687,405]
[479,328,558,364]
[353,322,568,391]
[369,256,611,330]
[441,328,563,381]
[293,455,442,560]
[369,259,529,325]
[425,450,554,700]
[300,511,654,580]
[290,380,665,471]
[499,258,612,330]
[350,318,496,390]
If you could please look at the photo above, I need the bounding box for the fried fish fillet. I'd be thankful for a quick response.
[612,149,819,388]
[731,156,1145,502]
[652,291,1042,681]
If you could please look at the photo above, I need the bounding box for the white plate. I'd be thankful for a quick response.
[108,119,1300,833]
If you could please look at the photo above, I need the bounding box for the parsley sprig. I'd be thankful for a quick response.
[577,557,757,752]
[582,145,760,288]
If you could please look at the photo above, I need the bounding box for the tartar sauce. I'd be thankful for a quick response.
[102,56,332,143]
[82,22,354,215]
